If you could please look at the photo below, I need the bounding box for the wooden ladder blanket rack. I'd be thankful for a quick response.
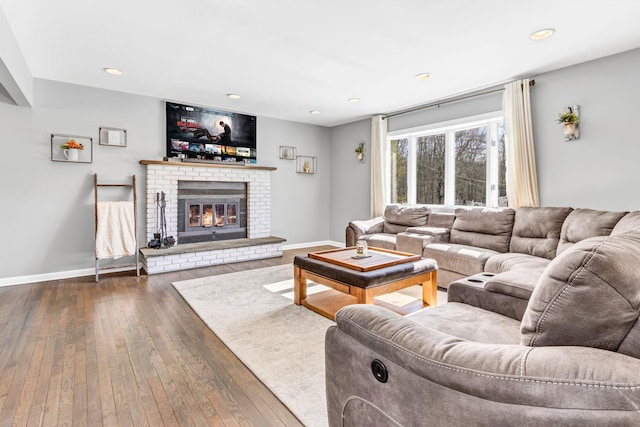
[94,173,140,282]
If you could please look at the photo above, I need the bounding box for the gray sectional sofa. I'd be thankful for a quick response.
[346,204,640,320]
[328,206,640,425]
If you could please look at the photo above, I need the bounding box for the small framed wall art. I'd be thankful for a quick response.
[99,127,127,147]
[296,155,317,174]
[50,134,93,163]
[279,145,297,160]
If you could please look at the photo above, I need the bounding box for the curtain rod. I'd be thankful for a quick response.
[383,79,535,120]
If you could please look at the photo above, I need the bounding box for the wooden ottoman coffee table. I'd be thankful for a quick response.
[293,247,438,320]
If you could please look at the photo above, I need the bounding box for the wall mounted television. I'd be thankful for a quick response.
[166,101,257,163]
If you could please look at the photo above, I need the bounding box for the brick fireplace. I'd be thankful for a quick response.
[139,160,284,274]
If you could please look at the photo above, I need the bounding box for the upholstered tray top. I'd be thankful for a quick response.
[293,254,437,289]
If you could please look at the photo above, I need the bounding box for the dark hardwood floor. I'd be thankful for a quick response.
[0,246,334,426]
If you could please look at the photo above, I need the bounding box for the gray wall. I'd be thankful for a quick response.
[0,79,330,280]
[328,47,640,243]
[329,119,371,242]
[4,47,640,280]
[532,48,640,210]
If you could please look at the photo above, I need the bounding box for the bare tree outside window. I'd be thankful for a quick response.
[455,127,487,206]
[416,134,446,204]
[497,123,507,207]
[390,139,408,203]
[388,115,503,208]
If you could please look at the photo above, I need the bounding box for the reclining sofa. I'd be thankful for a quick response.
[346,204,640,320]
[328,210,640,425]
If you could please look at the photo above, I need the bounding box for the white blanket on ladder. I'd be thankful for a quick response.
[96,201,136,259]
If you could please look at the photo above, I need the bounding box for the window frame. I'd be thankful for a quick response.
[387,111,504,209]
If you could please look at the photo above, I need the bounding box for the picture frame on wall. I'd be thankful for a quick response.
[99,127,127,147]
[50,134,93,163]
[279,146,296,160]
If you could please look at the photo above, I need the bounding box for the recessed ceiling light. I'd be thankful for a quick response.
[310,110,321,115]
[348,98,361,103]
[415,73,432,80]
[530,28,556,41]
[103,67,123,76]
[227,93,241,99]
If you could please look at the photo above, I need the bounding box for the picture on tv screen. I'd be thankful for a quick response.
[166,101,257,163]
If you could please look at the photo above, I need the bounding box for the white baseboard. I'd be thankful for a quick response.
[0,266,137,288]
[1,241,345,287]
[281,240,344,251]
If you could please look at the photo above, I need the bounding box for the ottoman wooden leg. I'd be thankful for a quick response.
[293,266,307,305]
[351,287,374,304]
[421,270,438,307]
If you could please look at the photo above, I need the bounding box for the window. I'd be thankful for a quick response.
[389,138,408,204]
[388,113,505,208]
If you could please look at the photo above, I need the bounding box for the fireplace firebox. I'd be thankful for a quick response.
[177,181,247,243]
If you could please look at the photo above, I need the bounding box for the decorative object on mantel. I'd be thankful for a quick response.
[51,134,93,163]
[354,142,365,162]
[279,145,297,160]
[557,105,580,141]
[296,155,317,174]
[99,126,127,147]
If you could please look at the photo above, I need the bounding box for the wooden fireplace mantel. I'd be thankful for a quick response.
[139,159,277,171]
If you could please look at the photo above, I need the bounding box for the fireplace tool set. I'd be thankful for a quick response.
[148,191,175,249]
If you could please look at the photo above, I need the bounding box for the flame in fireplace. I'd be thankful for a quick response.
[202,208,213,227]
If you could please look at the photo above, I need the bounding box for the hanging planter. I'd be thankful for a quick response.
[563,122,576,136]
[556,106,580,141]
[354,142,365,162]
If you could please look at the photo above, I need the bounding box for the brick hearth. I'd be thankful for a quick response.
[139,160,284,274]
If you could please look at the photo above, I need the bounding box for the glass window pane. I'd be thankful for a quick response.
[202,204,213,227]
[416,134,446,205]
[390,139,408,204]
[227,204,237,224]
[497,123,507,207]
[189,205,200,227]
[215,204,225,226]
[455,127,487,206]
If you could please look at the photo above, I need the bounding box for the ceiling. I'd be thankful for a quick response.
[2,0,640,127]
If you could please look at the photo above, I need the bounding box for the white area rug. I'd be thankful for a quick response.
[172,264,446,427]
[172,264,333,427]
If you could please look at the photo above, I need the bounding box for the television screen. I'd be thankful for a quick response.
[166,101,257,163]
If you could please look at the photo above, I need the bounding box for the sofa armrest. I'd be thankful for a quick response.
[330,305,640,410]
[345,217,384,246]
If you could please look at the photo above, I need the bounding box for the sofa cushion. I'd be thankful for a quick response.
[612,211,640,235]
[426,212,455,229]
[484,252,550,274]
[449,208,515,253]
[407,302,521,344]
[556,208,627,256]
[358,233,397,250]
[509,207,573,259]
[484,270,539,300]
[382,222,411,234]
[423,243,499,276]
[383,204,430,226]
[521,232,640,358]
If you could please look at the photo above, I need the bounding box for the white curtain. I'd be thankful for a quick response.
[370,114,388,217]
[503,79,539,208]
